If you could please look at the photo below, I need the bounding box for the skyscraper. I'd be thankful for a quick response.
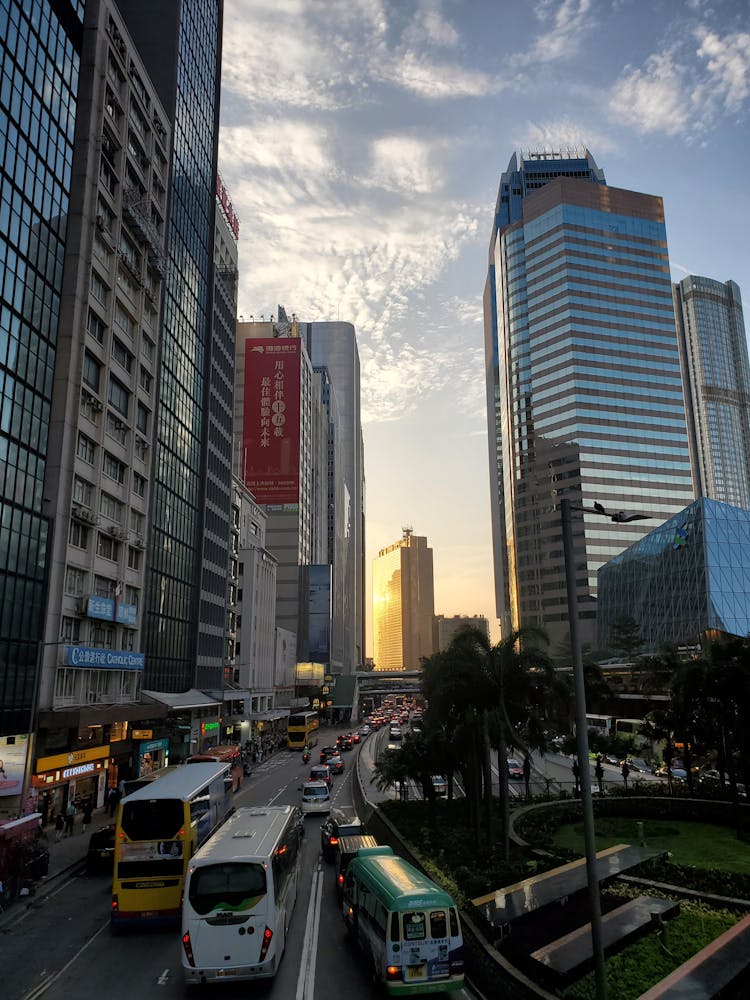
[118,0,225,692]
[673,276,750,509]
[0,0,84,748]
[484,151,694,648]
[373,528,436,671]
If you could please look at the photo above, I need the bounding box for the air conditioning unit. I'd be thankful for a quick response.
[111,526,128,540]
[90,400,104,412]
[134,536,145,549]
[77,597,90,615]
[82,509,99,525]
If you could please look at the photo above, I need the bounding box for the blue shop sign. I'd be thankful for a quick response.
[138,738,169,757]
[64,646,145,670]
[83,596,138,626]
[116,602,137,626]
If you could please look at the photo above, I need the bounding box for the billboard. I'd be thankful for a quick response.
[308,564,331,664]
[242,338,301,504]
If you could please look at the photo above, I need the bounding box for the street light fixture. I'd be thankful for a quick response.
[560,498,653,1000]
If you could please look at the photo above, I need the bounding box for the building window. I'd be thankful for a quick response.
[112,338,133,373]
[64,567,87,596]
[97,533,120,561]
[136,402,149,434]
[129,510,143,535]
[77,433,96,465]
[124,585,139,608]
[141,333,155,363]
[133,473,146,498]
[82,352,101,393]
[60,617,81,643]
[134,436,148,461]
[114,302,136,341]
[87,310,106,344]
[69,521,90,551]
[121,629,135,651]
[90,271,109,307]
[105,411,128,445]
[91,623,115,648]
[103,452,126,484]
[108,375,130,416]
[94,575,113,598]
[72,476,94,507]
[127,546,141,570]
[139,366,152,394]
[100,492,123,523]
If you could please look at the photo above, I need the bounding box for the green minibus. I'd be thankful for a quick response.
[342,846,464,994]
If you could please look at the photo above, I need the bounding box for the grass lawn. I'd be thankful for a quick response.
[562,903,738,1000]
[552,817,750,874]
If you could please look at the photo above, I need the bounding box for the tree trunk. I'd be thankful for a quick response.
[498,721,510,863]
[482,709,493,846]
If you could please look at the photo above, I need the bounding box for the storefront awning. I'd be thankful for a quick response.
[141,688,221,711]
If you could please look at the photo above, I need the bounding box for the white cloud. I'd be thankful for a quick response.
[511,117,619,156]
[694,28,750,112]
[609,52,690,135]
[363,135,444,195]
[525,0,595,64]
[404,7,460,48]
[377,50,503,99]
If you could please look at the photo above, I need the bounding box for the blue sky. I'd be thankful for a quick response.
[218,0,750,654]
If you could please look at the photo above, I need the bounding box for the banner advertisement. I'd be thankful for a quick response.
[0,734,29,797]
[242,338,301,504]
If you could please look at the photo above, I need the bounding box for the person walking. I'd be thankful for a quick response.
[595,756,604,795]
[107,786,119,818]
[572,757,580,796]
[81,798,93,834]
[54,812,65,843]
[621,760,630,789]
[64,799,76,837]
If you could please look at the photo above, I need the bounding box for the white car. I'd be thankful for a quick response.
[300,780,331,815]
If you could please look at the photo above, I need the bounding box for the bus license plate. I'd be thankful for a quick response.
[140,911,157,918]
[216,969,243,977]
[406,964,426,980]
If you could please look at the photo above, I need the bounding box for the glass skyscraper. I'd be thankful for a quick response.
[484,151,695,648]
[0,0,83,736]
[674,275,750,509]
[118,0,224,691]
[372,529,435,671]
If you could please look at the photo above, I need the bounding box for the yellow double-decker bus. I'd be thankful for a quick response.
[111,762,232,928]
[287,710,320,750]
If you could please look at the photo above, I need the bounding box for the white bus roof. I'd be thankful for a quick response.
[190,807,297,865]
[123,763,228,802]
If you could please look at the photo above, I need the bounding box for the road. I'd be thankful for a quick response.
[0,726,477,1000]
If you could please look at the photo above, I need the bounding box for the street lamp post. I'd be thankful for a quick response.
[560,498,652,1000]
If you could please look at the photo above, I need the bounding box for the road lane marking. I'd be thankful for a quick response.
[268,786,286,804]
[295,861,323,1000]
[157,968,170,985]
[21,918,109,1000]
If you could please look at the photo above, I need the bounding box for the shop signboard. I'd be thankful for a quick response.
[36,745,110,773]
[131,729,153,740]
[200,721,220,736]
[83,597,138,626]
[0,733,29,797]
[64,646,144,670]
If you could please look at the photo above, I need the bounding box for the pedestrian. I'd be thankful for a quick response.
[54,812,65,843]
[595,756,604,795]
[572,757,580,796]
[64,799,76,837]
[81,798,93,834]
[621,760,630,789]
[107,786,119,817]
[523,755,531,799]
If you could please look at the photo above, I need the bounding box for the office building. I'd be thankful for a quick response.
[301,320,365,673]
[118,0,226,692]
[674,276,750,509]
[484,150,694,648]
[0,0,86,810]
[373,528,436,671]
[436,614,489,650]
[598,497,750,653]
[235,317,328,662]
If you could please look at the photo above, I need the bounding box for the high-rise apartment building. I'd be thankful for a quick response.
[118,0,226,692]
[436,614,489,650]
[372,528,436,671]
[674,276,750,509]
[0,1,84,752]
[302,321,365,673]
[484,151,694,648]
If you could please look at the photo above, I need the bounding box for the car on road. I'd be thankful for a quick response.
[319,745,337,763]
[300,779,331,815]
[86,823,116,874]
[339,736,354,752]
[622,757,654,774]
[358,725,371,738]
[430,775,447,797]
[350,732,361,744]
[327,753,345,775]
[309,763,332,789]
[334,834,379,901]
[603,753,621,766]
[320,808,366,862]
[507,757,524,779]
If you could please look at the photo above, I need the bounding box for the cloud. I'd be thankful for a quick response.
[511,116,619,156]
[609,27,750,137]
[363,135,445,194]
[404,7,460,48]
[376,50,503,99]
[524,0,595,64]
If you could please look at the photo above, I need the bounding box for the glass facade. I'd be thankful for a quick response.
[674,276,750,509]
[120,0,223,691]
[598,498,750,652]
[372,531,435,671]
[0,0,82,734]
[484,152,694,647]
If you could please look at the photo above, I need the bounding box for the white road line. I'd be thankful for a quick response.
[157,968,170,985]
[268,786,286,804]
[21,918,109,1000]
[295,861,323,1000]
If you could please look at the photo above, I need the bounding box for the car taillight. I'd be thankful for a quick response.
[337,874,344,885]
[259,926,273,961]
[329,836,338,846]
[386,965,400,980]
[182,931,196,967]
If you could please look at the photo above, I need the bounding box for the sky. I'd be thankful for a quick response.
[217,0,750,657]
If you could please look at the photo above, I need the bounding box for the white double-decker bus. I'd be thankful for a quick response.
[181,805,303,985]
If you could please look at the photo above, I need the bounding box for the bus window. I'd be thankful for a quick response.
[449,907,460,937]
[430,910,447,938]
[120,799,184,840]
[404,911,427,940]
[188,862,267,916]
[389,911,400,942]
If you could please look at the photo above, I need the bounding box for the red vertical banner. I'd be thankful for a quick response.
[242,338,301,503]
